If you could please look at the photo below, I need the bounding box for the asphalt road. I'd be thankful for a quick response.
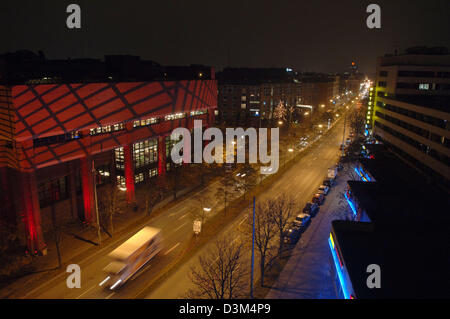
[146,114,349,298]
[24,108,350,299]
[25,177,226,299]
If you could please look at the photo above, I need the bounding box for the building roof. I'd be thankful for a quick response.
[217,67,300,85]
[332,220,450,299]
[0,50,214,84]
[334,144,450,298]
[108,226,160,261]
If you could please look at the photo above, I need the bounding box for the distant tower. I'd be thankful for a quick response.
[350,61,358,74]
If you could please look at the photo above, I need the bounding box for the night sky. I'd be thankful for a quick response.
[1,0,449,77]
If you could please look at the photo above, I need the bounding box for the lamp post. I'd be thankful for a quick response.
[92,160,101,246]
[250,196,255,299]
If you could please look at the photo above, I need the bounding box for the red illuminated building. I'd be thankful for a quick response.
[0,52,217,254]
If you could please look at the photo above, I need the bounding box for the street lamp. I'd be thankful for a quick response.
[278,121,283,125]
[203,207,211,212]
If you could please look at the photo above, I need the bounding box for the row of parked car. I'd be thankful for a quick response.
[283,168,341,245]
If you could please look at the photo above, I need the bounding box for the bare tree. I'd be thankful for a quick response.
[234,163,258,200]
[190,191,213,225]
[349,109,366,138]
[186,237,247,299]
[268,194,297,256]
[98,183,125,236]
[215,172,237,215]
[0,220,32,277]
[245,200,277,287]
[140,178,165,216]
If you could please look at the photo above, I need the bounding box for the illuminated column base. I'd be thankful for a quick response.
[80,157,94,224]
[158,136,166,176]
[124,144,136,204]
[21,171,47,256]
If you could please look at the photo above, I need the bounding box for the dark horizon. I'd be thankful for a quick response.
[1,0,449,77]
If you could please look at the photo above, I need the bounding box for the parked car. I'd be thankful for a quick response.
[323,178,335,187]
[303,202,319,217]
[283,222,302,244]
[318,185,330,195]
[293,213,311,232]
[312,193,325,205]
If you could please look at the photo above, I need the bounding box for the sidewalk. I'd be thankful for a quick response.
[266,165,353,299]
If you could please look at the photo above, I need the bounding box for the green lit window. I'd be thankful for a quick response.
[133,139,158,169]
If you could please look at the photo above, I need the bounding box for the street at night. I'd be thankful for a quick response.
[0,1,449,315]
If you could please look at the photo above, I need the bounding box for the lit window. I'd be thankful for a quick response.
[149,168,158,178]
[419,83,430,90]
[190,110,208,117]
[117,175,125,187]
[135,173,144,183]
[115,147,124,170]
[133,139,158,169]
[133,117,159,128]
[90,123,124,136]
[165,113,186,121]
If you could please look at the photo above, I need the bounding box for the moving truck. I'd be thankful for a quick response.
[100,226,163,290]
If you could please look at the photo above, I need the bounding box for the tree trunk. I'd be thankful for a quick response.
[51,203,62,269]
[109,212,114,236]
[224,193,227,216]
[260,255,265,287]
[279,230,284,257]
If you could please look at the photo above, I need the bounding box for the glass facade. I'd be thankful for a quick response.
[165,135,182,171]
[133,139,158,169]
[117,175,125,188]
[38,176,69,208]
[148,168,158,178]
[165,112,186,121]
[133,117,159,128]
[115,147,124,170]
[90,123,124,136]
[97,164,111,185]
[135,172,144,183]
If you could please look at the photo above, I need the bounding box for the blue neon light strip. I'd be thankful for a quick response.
[328,237,350,299]
[362,170,371,181]
[344,192,358,217]
[354,167,368,182]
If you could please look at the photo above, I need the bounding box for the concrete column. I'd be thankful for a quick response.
[158,136,166,176]
[21,171,47,255]
[80,157,94,224]
[123,144,135,204]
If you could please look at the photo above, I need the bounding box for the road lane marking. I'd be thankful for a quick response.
[76,285,96,299]
[164,242,181,255]
[105,292,115,299]
[238,216,247,226]
[174,221,188,232]
[178,212,189,220]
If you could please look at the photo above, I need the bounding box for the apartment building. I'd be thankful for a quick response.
[371,47,450,187]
